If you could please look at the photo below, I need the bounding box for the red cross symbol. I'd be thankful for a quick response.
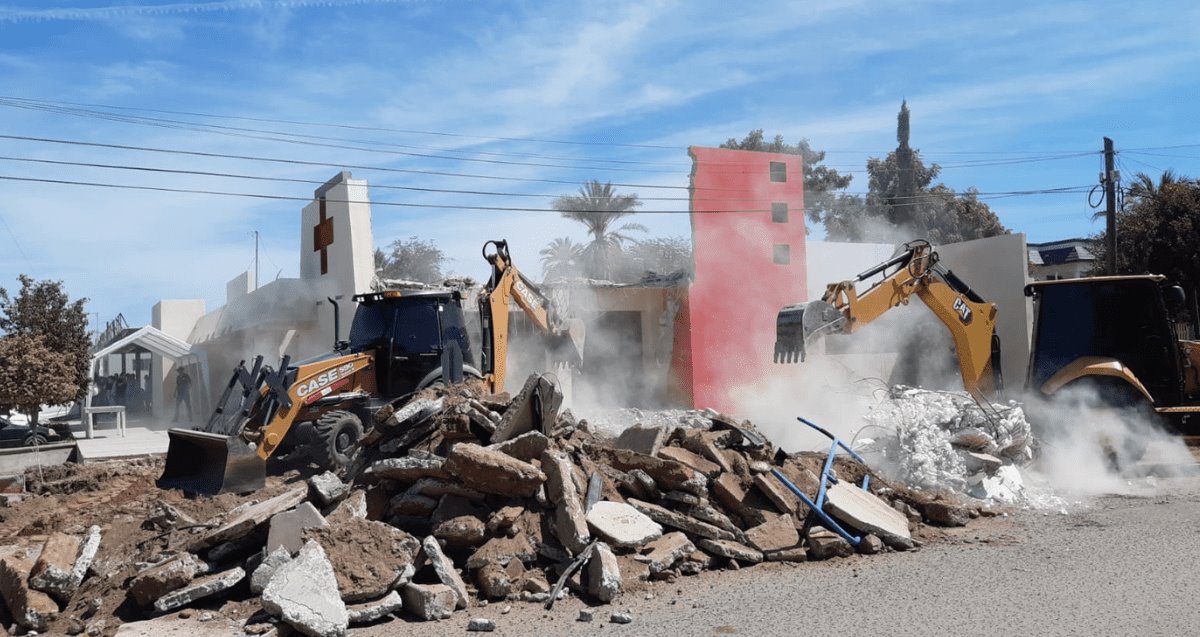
[313,198,334,275]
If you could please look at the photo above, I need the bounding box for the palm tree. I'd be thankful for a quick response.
[539,237,584,281]
[552,180,646,280]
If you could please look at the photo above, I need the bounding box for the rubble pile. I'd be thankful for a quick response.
[858,386,1034,503]
[0,376,990,636]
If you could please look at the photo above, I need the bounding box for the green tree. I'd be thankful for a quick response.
[823,102,1009,243]
[552,180,646,280]
[539,237,584,281]
[375,236,447,284]
[1092,170,1200,297]
[719,129,854,229]
[0,275,90,424]
[621,236,693,280]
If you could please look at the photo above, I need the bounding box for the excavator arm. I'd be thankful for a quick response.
[479,239,586,393]
[775,240,1002,401]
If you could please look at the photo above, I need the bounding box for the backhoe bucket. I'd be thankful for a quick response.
[774,300,845,363]
[157,428,265,496]
[548,318,586,369]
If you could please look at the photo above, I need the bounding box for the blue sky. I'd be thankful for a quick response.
[0,0,1197,328]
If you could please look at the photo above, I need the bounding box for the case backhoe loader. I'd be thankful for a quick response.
[158,239,584,495]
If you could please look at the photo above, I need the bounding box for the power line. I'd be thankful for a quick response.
[0,210,30,266]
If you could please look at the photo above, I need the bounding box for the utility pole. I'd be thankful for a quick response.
[1103,137,1117,275]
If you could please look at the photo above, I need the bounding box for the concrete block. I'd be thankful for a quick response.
[326,490,368,523]
[763,547,808,562]
[192,487,307,550]
[261,540,348,637]
[475,561,511,600]
[587,542,621,603]
[442,443,546,497]
[421,537,469,610]
[492,374,563,443]
[267,502,329,555]
[744,514,801,553]
[128,553,202,606]
[468,617,497,632]
[308,472,350,507]
[590,447,707,496]
[466,533,537,570]
[0,553,58,631]
[362,457,447,483]
[487,431,551,462]
[28,531,81,602]
[626,498,733,541]
[400,583,456,621]
[346,590,403,625]
[585,501,663,549]
[923,501,971,527]
[615,424,665,456]
[153,566,246,613]
[657,447,721,478]
[825,482,913,550]
[250,546,292,595]
[541,450,590,554]
[638,532,695,574]
[806,526,854,560]
[694,538,762,564]
[753,473,799,514]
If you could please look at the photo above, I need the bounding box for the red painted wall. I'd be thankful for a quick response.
[680,146,807,412]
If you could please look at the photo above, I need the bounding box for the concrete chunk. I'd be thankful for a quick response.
[744,514,800,552]
[153,566,245,613]
[694,538,762,564]
[0,552,58,631]
[657,447,721,478]
[753,473,799,514]
[806,526,854,560]
[763,547,809,563]
[487,430,551,462]
[309,472,350,507]
[363,457,447,483]
[347,590,403,625]
[587,542,621,603]
[615,424,665,456]
[192,487,307,550]
[825,482,913,549]
[251,546,293,595]
[421,537,469,610]
[327,490,368,523]
[28,531,81,602]
[466,533,537,570]
[541,450,590,554]
[400,583,456,621]
[638,532,695,574]
[128,553,202,606]
[261,540,348,637]
[443,443,546,497]
[69,525,102,596]
[586,501,662,549]
[267,502,328,555]
[475,561,511,600]
[626,498,733,541]
[492,374,563,443]
[590,447,707,496]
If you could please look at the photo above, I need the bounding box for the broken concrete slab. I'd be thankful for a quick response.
[542,449,591,554]
[806,526,854,560]
[346,590,403,625]
[251,546,293,595]
[657,446,721,478]
[128,553,203,606]
[626,498,734,541]
[307,518,419,603]
[442,443,546,497]
[752,473,799,514]
[28,531,81,602]
[694,538,763,564]
[261,540,348,637]
[589,447,707,496]
[69,524,102,596]
[0,552,58,631]
[487,431,551,462]
[267,501,328,555]
[587,542,620,603]
[763,547,808,562]
[615,424,665,456]
[389,492,439,517]
[744,514,800,553]
[466,533,537,570]
[192,487,307,551]
[421,537,469,610]
[326,490,368,523]
[492,374,563,443]
[684,502,744,540]
[309,472,350,507]
[362,457,447,483]
[485,506,524,536]
[153,566,246,613]
[400,583,456,621]
[923,501,971,527]
[637,532,695,574]
[401,477,486,502]
[825,481,913,550]
[585,501,662,549]
[963,451,1004,474]
[378,397,444,429]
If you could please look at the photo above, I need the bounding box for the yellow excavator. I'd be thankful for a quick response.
[158,239,584,495]
[774,239,1003,401]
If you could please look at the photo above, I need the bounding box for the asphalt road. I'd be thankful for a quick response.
[355,475,1200,637]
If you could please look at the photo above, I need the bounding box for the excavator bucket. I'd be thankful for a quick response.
[548,318,586,368]
[774,300,845,363]
[157,429,265,495]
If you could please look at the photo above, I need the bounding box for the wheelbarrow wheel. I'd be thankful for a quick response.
[312,410,364,472]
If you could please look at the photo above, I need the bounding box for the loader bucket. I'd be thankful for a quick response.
[157,428,266,496]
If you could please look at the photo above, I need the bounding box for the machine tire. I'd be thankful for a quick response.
[1055,379,1155,471]
[312,410,364,472]
[22,433,47,447]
